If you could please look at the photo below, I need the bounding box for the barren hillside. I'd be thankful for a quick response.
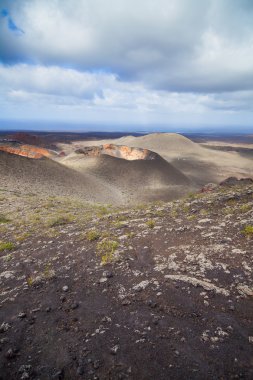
[0,151,124,204]
[0,180,252,379]
[0,143,197,204]
[57,133,253,186]
[61,151,195,203]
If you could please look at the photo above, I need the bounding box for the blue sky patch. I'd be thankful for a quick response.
[1,9,9,17]
[8,17,23,33]
[1,8,24,34]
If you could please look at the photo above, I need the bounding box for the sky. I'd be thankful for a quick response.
[0,0,253,131]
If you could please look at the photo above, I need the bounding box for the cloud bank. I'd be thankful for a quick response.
[0,0,253,128]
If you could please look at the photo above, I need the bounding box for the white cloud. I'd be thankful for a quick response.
[0,0,253,126]
[1,0,253,93]
[1,63,253,126]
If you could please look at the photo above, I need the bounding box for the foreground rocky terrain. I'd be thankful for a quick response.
[0,181,252,379]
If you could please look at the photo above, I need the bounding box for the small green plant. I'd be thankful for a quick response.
[227,199,236,206]
[97,239,119,264]
[200,209,209,216]
[44,263,51,278]
[152,200,164,207]
[101,231,111,239]
[126,232,135,239]
[187,192,195,199]
[95,205,110,217]
[187,214,196,221]
[0,214,10,224]
[111,220,125,229]
[86,230,100,241]
[15,232,31,242]
[0,242,15,252]
[181,205,190,213]
[146,219,155,229]
[135,203,146,211]
[240,204,251,213]
[43,263,55,279]
[170,208,179,218]
[223,206,234,215]
[47,215,74,227]
[153,210,165,217]
[242,225,253,237]
[115,214,127,222]
[26,276,34,287]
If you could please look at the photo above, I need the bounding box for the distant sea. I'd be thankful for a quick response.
[0,119,252,136]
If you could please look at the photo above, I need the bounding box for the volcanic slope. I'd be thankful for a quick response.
[60,149,195,203]
[0,148,195,204]
[117,133,202,157]
[61,133,203,158]
[0,151,124,204]
[62,133,253,186]
[117,134,253,185]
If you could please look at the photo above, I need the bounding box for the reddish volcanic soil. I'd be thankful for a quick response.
[0,145,52,159]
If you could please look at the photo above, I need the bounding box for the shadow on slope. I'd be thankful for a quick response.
[63,152,197,203]
[0,151,124,204]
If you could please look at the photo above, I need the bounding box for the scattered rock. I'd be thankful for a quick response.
[237,285,253,297]
[5,348,16,359]
[93,360,100,369]
[110,345,120,355]
[102,270,113,278]
[52,369,64,379]
[0,337,9,344]
[122,299,131,306]
[0,322,11,333]
[147,300,157,308]
[77,366,85,375]
[18,312,27,319]
[70,302,79,310]
[0,271,15,280]
[133,280,150,292]
[164,275,229,296]
[19,364,32,379]
[220,177,253,187]
[201,183,217,193]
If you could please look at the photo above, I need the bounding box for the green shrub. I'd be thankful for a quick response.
[47,215,73,227]
[0,242,15,252]
[146,219,155,229]
[187,214,196,221]
[15,232,31,242]
[242,225,253,236]
[97,239,119,264]
[86,230,100,241]
[95,205,110,217]
[111,221,125,229]
[26,276,34,287]
[0,214,10,224]
[240,204,251,213]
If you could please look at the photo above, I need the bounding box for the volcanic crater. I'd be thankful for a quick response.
[0,141,52,159]
[75,144,159,161]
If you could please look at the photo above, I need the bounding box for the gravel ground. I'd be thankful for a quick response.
[0,182,252,379]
